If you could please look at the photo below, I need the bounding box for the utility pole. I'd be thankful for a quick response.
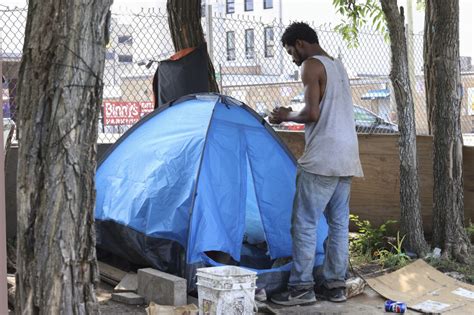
[278,0,284,77]
[206,4,214,63]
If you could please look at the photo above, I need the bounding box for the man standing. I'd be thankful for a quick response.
[270,22,363,306]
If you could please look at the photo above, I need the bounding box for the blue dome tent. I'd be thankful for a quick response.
[95,93,328,294]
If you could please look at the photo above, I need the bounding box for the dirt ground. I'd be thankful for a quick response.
[12,258,465,314]
[96,283,403,314]
[97,282,147,315]
[72,255,474,314]
[96,278,393,315]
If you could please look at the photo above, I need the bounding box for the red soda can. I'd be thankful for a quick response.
[384,300,406,313]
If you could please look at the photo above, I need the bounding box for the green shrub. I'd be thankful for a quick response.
[349,214,397,257]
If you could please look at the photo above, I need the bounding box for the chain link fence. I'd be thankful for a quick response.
[2,5,474,144]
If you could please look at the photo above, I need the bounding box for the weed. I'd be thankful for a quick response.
[349,214,396,257]
[375,232,411,269]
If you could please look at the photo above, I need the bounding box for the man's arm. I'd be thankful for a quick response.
[270,58,324,124]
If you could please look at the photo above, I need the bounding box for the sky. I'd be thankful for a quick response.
[1,0,473,59]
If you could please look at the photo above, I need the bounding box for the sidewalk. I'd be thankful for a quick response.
[262,286,391,314]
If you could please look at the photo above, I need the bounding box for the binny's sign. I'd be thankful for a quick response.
[103,101,154,125]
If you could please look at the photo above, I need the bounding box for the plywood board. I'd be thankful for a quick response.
[98,261,127,286]
[277,133,474,234]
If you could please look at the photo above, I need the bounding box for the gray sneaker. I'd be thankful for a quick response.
[271,288,317,306]
[315,285,347,303]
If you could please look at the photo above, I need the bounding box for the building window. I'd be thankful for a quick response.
[264,0,273,9]
[245,0,254,11]
[118,35,133,45]
[118,54,133,63]
[264,27,274,57]
[226,0,235,14]
[105,51,115,60]
[226,31,236,61]
[245,29,255,59]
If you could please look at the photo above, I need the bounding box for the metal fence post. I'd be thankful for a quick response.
[0,22,9,314]
[206,4,214,64]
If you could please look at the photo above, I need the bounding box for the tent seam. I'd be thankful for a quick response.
[184,96,220,264]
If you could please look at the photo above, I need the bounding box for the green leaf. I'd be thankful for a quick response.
[376,20,382,32]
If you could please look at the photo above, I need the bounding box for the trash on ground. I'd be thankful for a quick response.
[146,302,198,315]
[367,259,474,314]
[384,299,406,313]
[346,276,366,299]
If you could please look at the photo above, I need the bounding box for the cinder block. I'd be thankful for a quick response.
[137,268,187,306]
[111,292,145,305]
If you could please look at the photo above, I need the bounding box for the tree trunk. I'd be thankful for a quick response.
[167,0,219,92]
[15,0,112,313]
[424,0,470,262]
[380,0,428,256]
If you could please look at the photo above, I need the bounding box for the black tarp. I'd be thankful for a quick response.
[153,44,209,108]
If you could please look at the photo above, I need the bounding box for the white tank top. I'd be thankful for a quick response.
[298,55,364,177]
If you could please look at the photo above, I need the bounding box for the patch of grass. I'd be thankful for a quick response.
[349,217,474,282]
[426,253,474,284]
[375,232,411,269]
[349,216,412,273]
[349,246,373,265]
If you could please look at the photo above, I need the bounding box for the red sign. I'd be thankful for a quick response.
[140,101,154,115]
[103,101,154,125]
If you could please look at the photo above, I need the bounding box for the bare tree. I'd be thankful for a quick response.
[15,0,112,313]
[167,0,219,92]
[380,0,428,256]
[424,0,470,262]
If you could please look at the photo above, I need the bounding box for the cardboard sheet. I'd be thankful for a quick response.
[367,259,474,314]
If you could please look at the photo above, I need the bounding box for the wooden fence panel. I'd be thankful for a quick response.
[277,132,474,234]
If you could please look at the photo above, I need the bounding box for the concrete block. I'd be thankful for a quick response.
[137,268,187,306]
[114,272,138,292]
[111,292,145,305]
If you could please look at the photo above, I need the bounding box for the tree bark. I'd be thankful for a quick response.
[424,0,470,262]
[15,0,112,313]
[380,0,428,256]
[167,0,219,92]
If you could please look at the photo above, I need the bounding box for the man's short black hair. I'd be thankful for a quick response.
[281,22,319,47]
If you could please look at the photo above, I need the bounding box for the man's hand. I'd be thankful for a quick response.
[269,107,292,124]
